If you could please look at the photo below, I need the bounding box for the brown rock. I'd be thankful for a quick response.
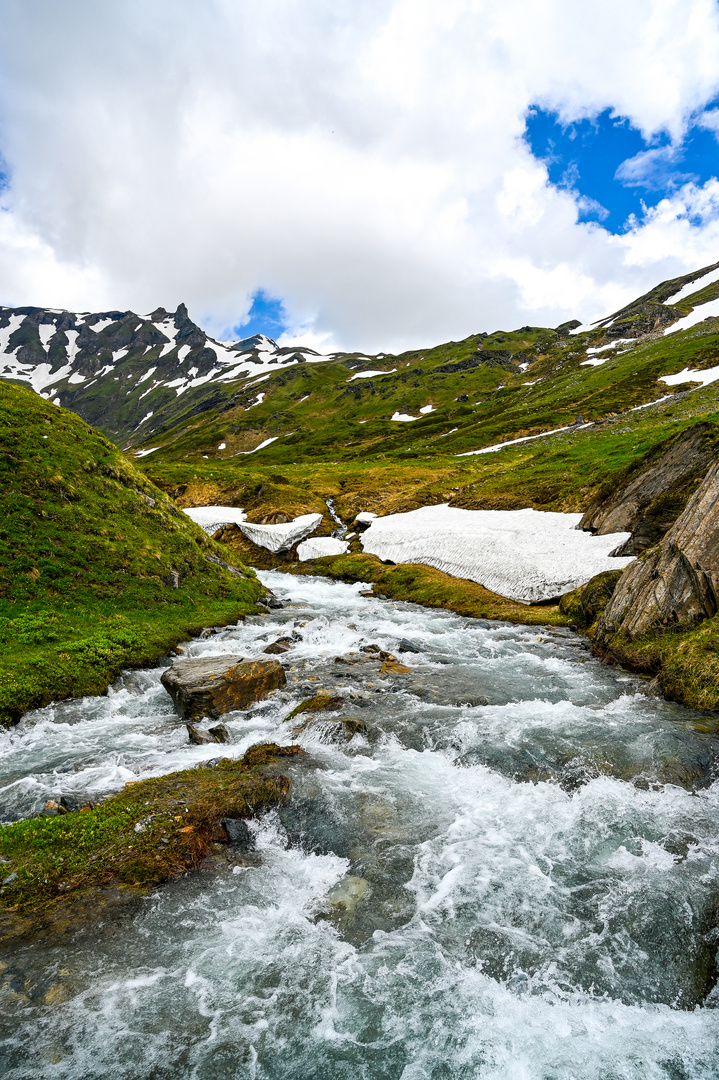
[161,655,286,722]
[380,660,412,674]
[596,459,719,642]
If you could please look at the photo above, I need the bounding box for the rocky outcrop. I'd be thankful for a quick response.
[580,422,718,555]
[161,656,286,722]
[595,460,719,643]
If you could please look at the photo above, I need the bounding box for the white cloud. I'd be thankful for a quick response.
[0,0,717,349]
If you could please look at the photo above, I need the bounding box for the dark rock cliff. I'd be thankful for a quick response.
[595,459,719,643]
[580,422,718,555]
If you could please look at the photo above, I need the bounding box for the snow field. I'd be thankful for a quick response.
[297,536,350,560]
[660,364,719,388]
[183,505,248,535]
[360,504,634,603]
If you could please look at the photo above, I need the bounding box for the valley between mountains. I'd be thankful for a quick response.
[4,260,719,720]
[3,261,719,936]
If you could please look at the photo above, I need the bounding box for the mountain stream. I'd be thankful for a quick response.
[1,571,719,1079]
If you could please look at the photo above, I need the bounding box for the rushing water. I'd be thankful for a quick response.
[1,572,719,1079]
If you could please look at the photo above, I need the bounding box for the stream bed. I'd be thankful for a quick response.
[1,571,719,1079]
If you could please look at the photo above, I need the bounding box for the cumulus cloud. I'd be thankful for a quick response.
[0,0,717,350]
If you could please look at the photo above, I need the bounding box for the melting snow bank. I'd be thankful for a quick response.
[183,507,322,551]
[660,364,719,388]
[360,505,634,603]
[183,505,247,535]
[297,536,349,561]
[239,513,322,553]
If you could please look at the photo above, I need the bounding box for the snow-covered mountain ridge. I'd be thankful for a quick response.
[0,302,347,442]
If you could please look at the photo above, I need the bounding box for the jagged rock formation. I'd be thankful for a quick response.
[580,422,718,555]
[0,303,325,441]
[595,460,719,642]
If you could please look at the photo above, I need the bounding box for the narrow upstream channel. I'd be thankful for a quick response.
[2,572,719,1079]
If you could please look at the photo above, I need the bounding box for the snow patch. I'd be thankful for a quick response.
[391,412,419,422]
[89,317,115,334]
[297,536,349,561]
[459,422,592,456]
[419,404,435,414]
[183,506,247,535]
[659,364,719,388]
[664,266,719,305]
[585,339,634,356]
[360,505,634,604]
[347,369,397,381]
[134,447,160,458]
[238,513,322,553]
[237,436,279,455]
[663,297,719,335]
[38,323,55,348]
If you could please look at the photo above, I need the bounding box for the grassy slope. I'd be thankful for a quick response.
[127,312,719,467]
[0,382,264,726]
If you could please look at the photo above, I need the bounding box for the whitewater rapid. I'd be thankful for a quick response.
[1,572,718,1079]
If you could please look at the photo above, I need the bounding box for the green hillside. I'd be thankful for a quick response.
[0,383,263,726]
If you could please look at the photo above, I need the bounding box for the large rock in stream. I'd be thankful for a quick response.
[595,459,719,642]
[161,655,286,722]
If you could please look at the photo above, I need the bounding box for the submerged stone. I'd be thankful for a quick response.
[161,655,286,722]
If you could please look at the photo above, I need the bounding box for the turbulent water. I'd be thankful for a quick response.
[2,572,719,1079]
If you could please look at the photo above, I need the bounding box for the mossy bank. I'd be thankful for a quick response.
[0,743,303,940]
[0,382,265,727]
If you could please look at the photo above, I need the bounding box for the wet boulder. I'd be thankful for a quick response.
[397,638,422,653]
[307,715,369,743]
[264,638,292,655]
[186,722,231,745]
[161,655,286,722]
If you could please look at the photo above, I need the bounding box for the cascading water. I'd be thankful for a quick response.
[325,498,348,539]
[1,571,718,1079]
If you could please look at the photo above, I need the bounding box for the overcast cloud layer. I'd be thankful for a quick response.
[0,0,718,351]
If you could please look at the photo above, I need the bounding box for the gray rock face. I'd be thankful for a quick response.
[595,459,719,642]
[580,422,717,555]
[161,655,286,722]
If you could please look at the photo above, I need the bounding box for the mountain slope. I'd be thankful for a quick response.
[0,382,263,725]
[3,262,719,469]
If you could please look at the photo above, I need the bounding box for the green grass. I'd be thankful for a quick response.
[0,382,264,725]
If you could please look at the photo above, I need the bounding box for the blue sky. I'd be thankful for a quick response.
[231,289,288,341]
[525,104,719,233]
